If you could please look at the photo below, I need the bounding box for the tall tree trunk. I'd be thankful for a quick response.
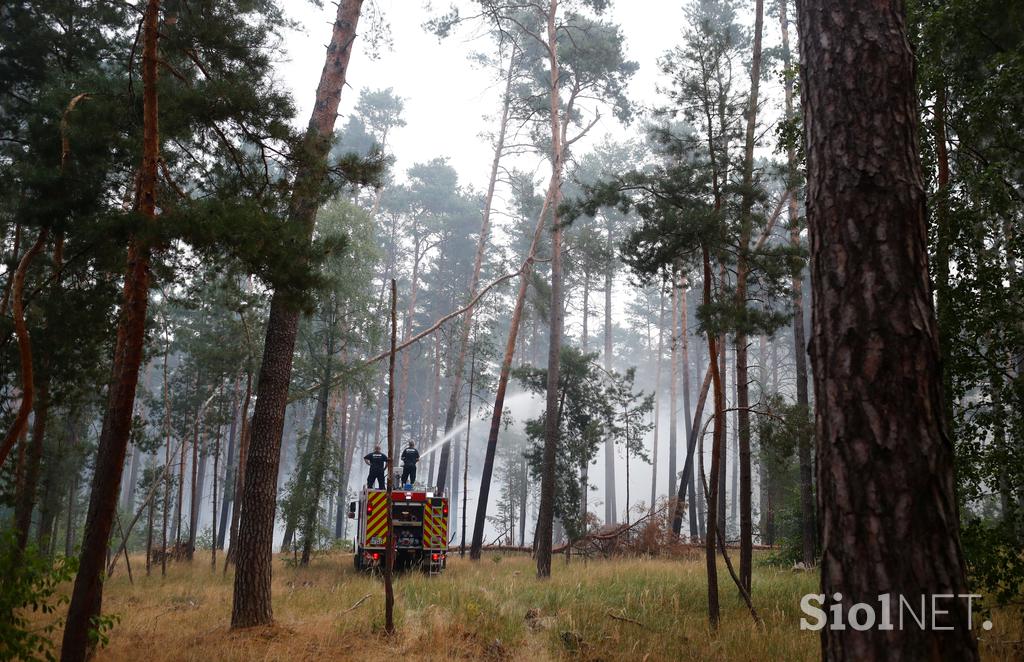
[334,387,350,539]
[673,365,712,535]
[384,280,397,634]
[225,370,252,568]
[0,228,47,470]
[211,420,221,571]
[64,419,80,558]
[519,453,528,547]
[668,273,680,503]
[61,1,160,657]
[690,332,703,540]
[217,377,241,550]
[146,463,155,576]
[187,414,204,560]
[603,216,617,524]
[36,407,62,556]
[702,249,725,629]
[435,50,516,493]
[797,1,978,658]
[780,0,815,569]
[231,0,363,629]
[338,397,362,539]
[302,323,336,566]
[734,0,763,594]
[536,0,563,580]
[460,343,476,555]
[160,320,172,575]
[469,183,554,559]
[581,270,590,522]
[14,380,49,555]
[717,337,727,533]
[650,290,664,514]
[757,333,770,544]
[730,389,738,532]
[680,281,693,506]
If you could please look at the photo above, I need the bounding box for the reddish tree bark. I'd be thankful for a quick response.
[13,380,49,555]
[797,1,978,658]
[231,0,363,628]
[61,1,161,658]
[0,228,48,470]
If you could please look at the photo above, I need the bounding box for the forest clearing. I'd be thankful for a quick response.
[2,0,1022,660]
[31,552,1024,661]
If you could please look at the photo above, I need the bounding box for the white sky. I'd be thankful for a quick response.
[276,0,687,192]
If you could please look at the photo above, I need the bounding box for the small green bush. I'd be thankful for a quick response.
[0,534,78,662]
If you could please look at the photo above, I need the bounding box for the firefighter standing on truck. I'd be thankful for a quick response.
[364,444,388,489]
[400,441,419,485]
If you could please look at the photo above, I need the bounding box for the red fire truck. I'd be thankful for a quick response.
[349,485,449,574]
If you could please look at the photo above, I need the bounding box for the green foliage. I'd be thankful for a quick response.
[755,396,813,568]
[567,124,800,341]
[0,535,77,662]
[910,0,1024,605]
[516,346,653,537]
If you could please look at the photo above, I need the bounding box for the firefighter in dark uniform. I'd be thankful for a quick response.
[364,444,388,489]
[400,441,420,485]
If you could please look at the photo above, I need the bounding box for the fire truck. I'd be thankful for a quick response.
[349,484,449,574]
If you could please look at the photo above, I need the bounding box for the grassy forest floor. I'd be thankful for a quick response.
[42,551,1023,661]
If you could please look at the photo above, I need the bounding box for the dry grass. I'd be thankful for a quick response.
[38,552,1023,661]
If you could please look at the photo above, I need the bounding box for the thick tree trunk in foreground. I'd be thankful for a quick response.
[61,2,160,658]
[231,0,363,628]
[797,1,978,659]
[781,0,815,569]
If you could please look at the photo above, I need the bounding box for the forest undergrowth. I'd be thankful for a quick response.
[32,552,1023,661]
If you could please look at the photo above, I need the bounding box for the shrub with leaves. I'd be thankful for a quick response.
[0,534,77,662]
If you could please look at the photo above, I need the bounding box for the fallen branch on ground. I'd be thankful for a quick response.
[606,610,645,628]
[342,594,372,614]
